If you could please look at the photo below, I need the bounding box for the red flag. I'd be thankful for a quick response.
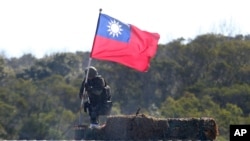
[91,13,160,72]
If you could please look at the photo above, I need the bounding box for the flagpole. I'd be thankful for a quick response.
[90,8,102,57]
[79,8,103,125]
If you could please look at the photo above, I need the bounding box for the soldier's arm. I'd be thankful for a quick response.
[79,79,86,98]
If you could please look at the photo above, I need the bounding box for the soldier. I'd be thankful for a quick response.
[79,66,112,128]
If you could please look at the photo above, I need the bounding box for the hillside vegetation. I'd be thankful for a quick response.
[1,34,250,140]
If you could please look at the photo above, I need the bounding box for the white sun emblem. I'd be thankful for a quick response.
[107,19,123,37]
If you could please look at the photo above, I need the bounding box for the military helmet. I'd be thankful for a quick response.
[85,66,98,78]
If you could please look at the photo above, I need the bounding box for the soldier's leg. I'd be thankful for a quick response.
[89,106,99,125]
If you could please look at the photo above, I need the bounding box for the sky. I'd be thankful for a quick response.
[0,0,250,58]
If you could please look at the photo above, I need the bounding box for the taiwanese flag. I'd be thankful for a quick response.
[91,13,160,72]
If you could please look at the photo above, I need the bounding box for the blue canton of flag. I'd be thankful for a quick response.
[96,14,131,43]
